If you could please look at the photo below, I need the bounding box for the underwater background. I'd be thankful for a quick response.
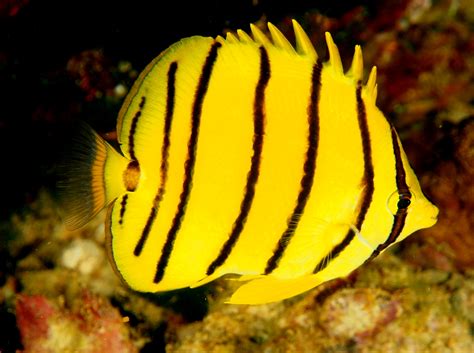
[1,0,473,352]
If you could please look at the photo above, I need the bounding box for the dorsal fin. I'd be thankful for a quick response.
[373,84,378,101]
[215,35,226,46]
[325,32,343,74]
[237,29,253,43]
[250,23,272,47]
[222,20,319,58]
[267,22,296,53]
[292,19,317,58]
[367,66,378,100]
[349,45,363,82]
[225,31,239,43]
[220,20,372,87]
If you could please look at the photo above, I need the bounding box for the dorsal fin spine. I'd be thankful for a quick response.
[325,32,343,74]
[216,35,226,45]
[225,32,239,43]
[267,22,296,53]
[367,66,378,100]
[349,45,363,82]
[250,24,272,47]
[222,21,372,86]
[292,19,317,58]
[222,20,321,59]
[237,29,253,43]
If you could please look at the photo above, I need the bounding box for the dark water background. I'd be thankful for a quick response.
[0,0,367,220]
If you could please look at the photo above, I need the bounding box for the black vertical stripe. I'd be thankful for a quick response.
[390,127,409,193]
[206,46,270,276]
[365,127,411,262]
[134,62,178,257]
[118,194,128,225]
[264,59,323,274]
[313,81,375,274]
[154,42,221,283]
[128,96,146,160]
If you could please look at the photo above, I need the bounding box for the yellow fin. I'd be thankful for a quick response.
[267,22,296,53]
[349,45,363,82]
[57,122,129,229]
[250,23,272,47]
[367,66,378,100]
[225,20,316,58]
[190,271,224,288]
[237,29,253,43]
[325,32,343,74]
[227,275,322,305]
[225,31,239,43]
[215,35,226,45]
[291,19,317,58]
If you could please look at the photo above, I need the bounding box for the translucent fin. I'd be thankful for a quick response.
[225,31,239,43]
[237,29,253,43]
[325,32,343,74]
[250,23,272,47]
[349,45,363,82]
[292,19,317,58]
[227,275,322,305]
[349,224,376,251]
[190,271,223,288]
[367,66,377,99]
[57,122,129,229]
[268,22,295,53]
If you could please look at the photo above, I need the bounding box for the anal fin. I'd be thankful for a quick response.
[227,275,322,305]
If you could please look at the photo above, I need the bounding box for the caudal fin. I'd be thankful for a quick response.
[57,122,129,229]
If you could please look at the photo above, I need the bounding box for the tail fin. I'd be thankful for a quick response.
[57,122,129,229]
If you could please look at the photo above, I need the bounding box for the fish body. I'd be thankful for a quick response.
[61,20,438,304]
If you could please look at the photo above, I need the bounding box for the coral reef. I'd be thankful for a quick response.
[402,118,474,272]
[166,256,474,352]
[16,291,137,353]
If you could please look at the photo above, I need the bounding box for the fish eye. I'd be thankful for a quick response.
[386,190,413,216]
[397,196,411,210]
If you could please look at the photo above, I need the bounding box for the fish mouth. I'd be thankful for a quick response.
[431,204,439,220]
[423,203,439,228]
[411,198,439,230]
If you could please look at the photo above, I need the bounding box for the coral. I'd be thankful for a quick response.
[60,238,104,276]
[16,290,137,353]
[166,300,285,353]
[318,288,401,342]
[358,287,474,353]
[66,49,131,103]
[166,255,474,353]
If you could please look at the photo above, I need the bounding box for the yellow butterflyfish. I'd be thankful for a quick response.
[59,20,438,304]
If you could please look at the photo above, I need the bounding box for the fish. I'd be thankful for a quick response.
[59,20,439,305]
